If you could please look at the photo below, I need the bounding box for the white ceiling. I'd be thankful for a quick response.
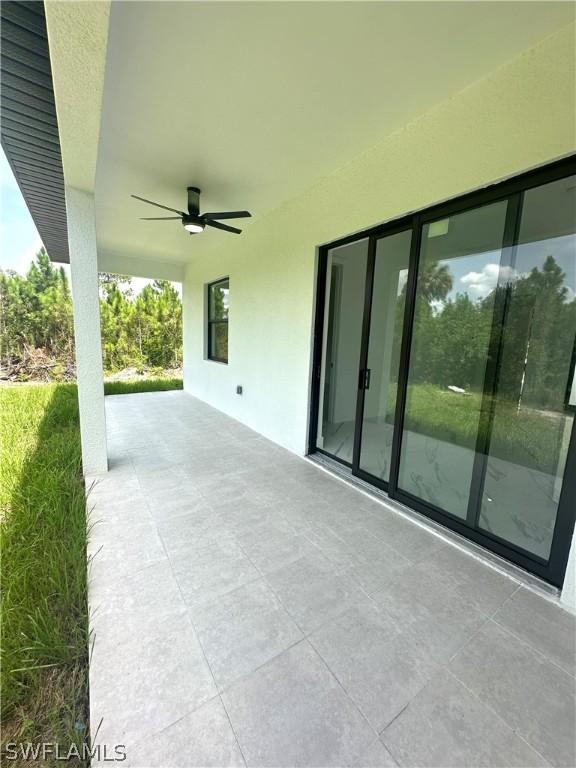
[94,1,575,267]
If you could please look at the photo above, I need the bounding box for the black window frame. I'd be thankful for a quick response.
[207,277,229,364]
[308,155,576,587]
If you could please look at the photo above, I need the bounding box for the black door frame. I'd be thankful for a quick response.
[308,155,576,587]
[353,223,414,486]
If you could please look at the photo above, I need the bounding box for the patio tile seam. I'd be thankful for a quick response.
[303,637,383,764]
[354,518,448,567]
[439,667,554,767]
[87,596,189,638]
[201,628,306,696]
[151,504,223,532]
[180,613,251,767]
[217,692,249,768]
[178,561,379,657]
[376,699,412,741]
[490,586,576,679]
[240,544,381,642]
[362,737,400,768]
[376,546,519,621]
[87,546,169,588]
[109,693,225,756]
[486,582,522,618]
[177,533,418,710]
[490,614,576,680]
[230,545,314,639]
[297,585,500,739]
[360,510,506,581]
[300,523,423,578]
[157,524,250,768]
[128,455,165,521]
[305,629,419,741]
[441,610,496,670]
[214,634,383,767]
[445,619,575,766]
[476,617,576,690]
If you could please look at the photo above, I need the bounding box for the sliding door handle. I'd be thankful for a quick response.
[358,368,371,390]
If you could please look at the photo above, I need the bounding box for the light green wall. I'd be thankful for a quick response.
[183,21,575,458]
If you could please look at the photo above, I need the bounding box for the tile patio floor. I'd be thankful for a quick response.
[86,391,576,768]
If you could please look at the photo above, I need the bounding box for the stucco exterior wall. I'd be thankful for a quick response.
[183,22,575,456]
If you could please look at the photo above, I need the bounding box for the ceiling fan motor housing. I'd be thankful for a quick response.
[187,186,201,215]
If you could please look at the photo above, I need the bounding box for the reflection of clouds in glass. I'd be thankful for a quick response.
[460,263,519,299]
[430,299,445,315]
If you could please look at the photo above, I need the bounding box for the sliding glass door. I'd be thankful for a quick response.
[477,177,576,560]
[357,230,412,483]
[397,200,509,518]
[309,158,576,585]
[316,239,368,464]
[395,175,576,574]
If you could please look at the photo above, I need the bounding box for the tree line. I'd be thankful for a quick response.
[391,254,576,412]
[0,249,182,379]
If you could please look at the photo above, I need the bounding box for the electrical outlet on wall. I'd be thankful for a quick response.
[236,385,243,395]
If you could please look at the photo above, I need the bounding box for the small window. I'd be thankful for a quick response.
[207,278,229,363]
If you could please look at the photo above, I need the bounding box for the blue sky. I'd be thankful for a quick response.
[0,148,163,293]
[0,148,43,274]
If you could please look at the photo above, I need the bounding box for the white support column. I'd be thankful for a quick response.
[66,187,108,475]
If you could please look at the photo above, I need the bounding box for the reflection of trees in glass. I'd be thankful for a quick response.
[214,286,224,318]
[496,256,576,410]
[213,323,228,359]
[389,262,455,389]
[400,253,575,472]
[211,284,229,320]
[419,261,453,303]
[408,255,575,411]
[208,281,229,361]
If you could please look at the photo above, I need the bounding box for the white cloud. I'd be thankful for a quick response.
[460,263,519,300]
[430,299,445,315]
[564,285,576,304]
[24,237,44,262]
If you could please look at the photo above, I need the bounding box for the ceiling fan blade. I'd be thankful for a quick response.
[140,217,181,220]
[205,219,242,235]
[131,194,186,216]
[202,211,251,220]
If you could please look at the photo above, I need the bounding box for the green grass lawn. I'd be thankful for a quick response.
[400,383,567,475]
[0,376,183,761]
[103,377,182,395]
[0,384,89,763]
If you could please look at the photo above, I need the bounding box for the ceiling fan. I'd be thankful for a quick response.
[131,187,251,235]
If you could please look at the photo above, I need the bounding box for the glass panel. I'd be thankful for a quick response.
[480,176,576,558]
[317,239,368,463]
[210,322,228,361]
[210,280,229,320]
[398,200,508,518]
[359,230,411,482]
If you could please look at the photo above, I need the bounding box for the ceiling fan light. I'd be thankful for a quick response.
[183,220,205,234]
